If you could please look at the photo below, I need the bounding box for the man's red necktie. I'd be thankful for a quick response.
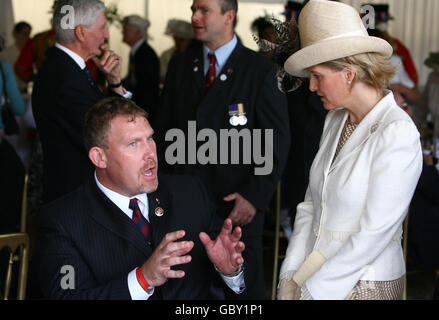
[129,198,151,241]
[206,53,216,89]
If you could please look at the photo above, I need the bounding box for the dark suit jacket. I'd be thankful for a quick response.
[281,79,327,217]
[124,40,160,122]
[409,162,439,271]
[32,47,112,204]
[35,174,225,300]
[155,41,290,230]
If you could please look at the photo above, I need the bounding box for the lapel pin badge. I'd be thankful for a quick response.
[155,198,164,217]
[155,207,164,217]
[220,74,227,81]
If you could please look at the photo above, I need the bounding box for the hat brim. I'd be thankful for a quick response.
[284,36,393,77]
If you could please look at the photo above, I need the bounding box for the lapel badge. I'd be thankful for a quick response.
[370,122,379,134]
[220,74,227,81]
[228,103,247,126]
[155,207,164,217]
[155,198,164,217]
[193,59,200,72]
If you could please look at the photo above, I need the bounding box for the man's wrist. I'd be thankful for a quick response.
[108,80,122,88]
[214,263,244,277]
[136,267,154,294]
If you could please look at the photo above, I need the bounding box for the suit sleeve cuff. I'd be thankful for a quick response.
[127,268,154,300]
[219,270,245,294]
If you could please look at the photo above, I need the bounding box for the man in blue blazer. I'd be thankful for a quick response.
[32,0,131,204]
[36,97,245,299]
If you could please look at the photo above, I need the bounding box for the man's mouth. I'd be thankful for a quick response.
[143,168,155,177]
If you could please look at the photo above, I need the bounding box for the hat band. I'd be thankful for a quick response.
[306,29,366,46]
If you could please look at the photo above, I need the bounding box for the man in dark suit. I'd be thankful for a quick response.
[155,0,290,299]
[32,0,130,204]
[122,15,160,122]
[36,97,245,299]
[281,79,327,231]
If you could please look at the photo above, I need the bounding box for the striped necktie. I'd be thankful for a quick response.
[83,66,96,88]
[206,53,216,89]
[129,198,151,241]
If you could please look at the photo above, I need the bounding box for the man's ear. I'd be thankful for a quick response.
[75,25,86,42]
[225,10,236,27]
[89,146,107,168]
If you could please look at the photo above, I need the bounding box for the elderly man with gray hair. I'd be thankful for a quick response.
[122,14,160,123]
[32,0,132,204]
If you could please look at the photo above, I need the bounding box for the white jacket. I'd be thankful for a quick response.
[279,92,423,300]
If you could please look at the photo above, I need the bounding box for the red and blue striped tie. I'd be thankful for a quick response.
[129,198,151,241]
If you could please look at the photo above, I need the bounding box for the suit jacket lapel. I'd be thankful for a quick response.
[53,46,103,97]
[329,96,393,173]
[190,48,205,98]
[84,180,152,257]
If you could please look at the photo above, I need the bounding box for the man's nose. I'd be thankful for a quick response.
[191,10,200,23]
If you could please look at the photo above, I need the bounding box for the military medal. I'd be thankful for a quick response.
[230,116,239,126]
[228,104,239,126]
[238,115,248,126]
[228,103,247,126]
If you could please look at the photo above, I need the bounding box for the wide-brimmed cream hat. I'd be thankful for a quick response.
[284,0,393,77]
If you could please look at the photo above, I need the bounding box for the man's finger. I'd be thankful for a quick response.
[166,255,192,268]
[164,269,186,279]
[223,193,237,202]
[165,241,194,257]
[157,230,186,249]
[199,232,212,249]
[230,226,242,242]
[235,241,245,253]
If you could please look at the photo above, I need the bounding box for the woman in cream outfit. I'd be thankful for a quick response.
[277,0,423,300]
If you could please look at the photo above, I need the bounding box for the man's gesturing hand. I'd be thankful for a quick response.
[141,230,193,287]
[199,218,245,275]
[224,192,257,226]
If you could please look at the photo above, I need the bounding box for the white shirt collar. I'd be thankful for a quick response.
[131,38,145,57]
[203,34,238,75]
[55,42,86,70]
[94,171,150,221]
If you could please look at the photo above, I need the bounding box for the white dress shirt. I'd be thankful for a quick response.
[203,34,238,76]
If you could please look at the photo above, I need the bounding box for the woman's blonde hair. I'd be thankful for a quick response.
[322,52,396,94]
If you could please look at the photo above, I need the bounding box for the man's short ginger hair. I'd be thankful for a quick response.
[83,97,148,151]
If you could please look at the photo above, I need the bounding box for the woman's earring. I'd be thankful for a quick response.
[347,80,352,85]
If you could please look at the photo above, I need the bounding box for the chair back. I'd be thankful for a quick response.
[20,173,29,233]
[0,233,29,300]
